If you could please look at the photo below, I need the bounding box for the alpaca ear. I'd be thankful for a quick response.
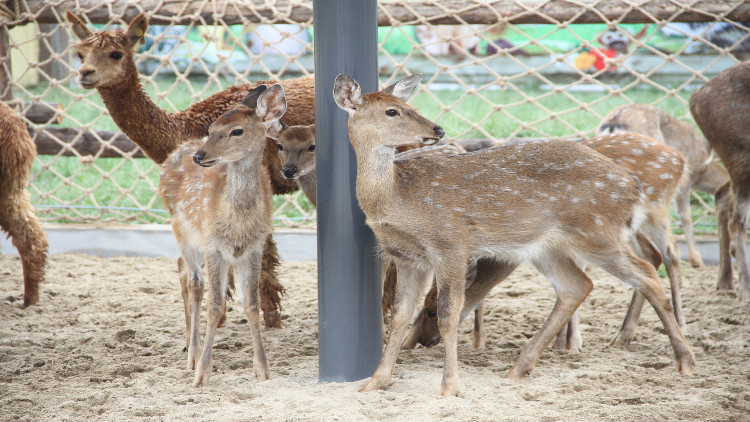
[333,74,363,114]
[265,120,284,141]
[381,74,422,103]
[242,85,268,109]
[66,11,93,40]
[125,12,149,48]
[256,84,287,125]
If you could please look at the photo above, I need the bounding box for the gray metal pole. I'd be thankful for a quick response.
[313,0,382,382]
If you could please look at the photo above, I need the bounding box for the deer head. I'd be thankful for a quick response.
[194,84,287,167]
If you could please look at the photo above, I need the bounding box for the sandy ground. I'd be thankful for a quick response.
[0,252,748,422]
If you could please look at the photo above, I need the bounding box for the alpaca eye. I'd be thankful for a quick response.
[307,145,315,152]
[231,129,244,136]
[277,144,284,151]
[109,52,123,60]
[385,109,399,117]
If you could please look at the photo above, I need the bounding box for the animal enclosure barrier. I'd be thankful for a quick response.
[1,0,748,231]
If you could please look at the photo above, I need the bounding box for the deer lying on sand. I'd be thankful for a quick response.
[334,73,694,396]
[690,61,750,302]
[405,134,689,350]
[159,84,286,386]
[597,103,730,268]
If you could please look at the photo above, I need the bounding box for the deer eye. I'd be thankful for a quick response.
[109,52,123,60]
[426,310,437,319]
[277,144,284,151]
[385,109,399,117]
[307,145,315,152]
[231,129,244,137]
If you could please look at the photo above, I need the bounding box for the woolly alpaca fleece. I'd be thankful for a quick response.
[0,102,48,307]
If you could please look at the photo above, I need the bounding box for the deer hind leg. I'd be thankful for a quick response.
[715,183,735,290]
[508,254,592,379]
[472,301,486,349]
[1,192,48,307]
[240,249,271,381]
[676,182,703,267]
[732,193,750,302]
[553,310,582,354]
[361,261,433,393]
[177,257,190,350]
[595,248,694,374]
[194,251,230,386]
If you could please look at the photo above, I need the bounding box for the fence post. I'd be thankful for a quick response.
[313,0,383,382]
[0,25,12,101]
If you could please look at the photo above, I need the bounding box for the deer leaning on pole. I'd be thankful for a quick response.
[333,73,694,396]
[159,84,286,386]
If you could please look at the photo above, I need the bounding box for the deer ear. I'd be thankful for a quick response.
[66,11,93,40]
[333,74,364,113]
[256,84,287,125]
[265,120,284,140]
[382,74,422,103]
[125,12,149,48]
[241,85,268,109]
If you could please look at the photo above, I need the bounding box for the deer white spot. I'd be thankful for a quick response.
[648,162,662,169]
[631,148,644,155]
[659,173,673,180]
[607,173,617,180]
[594,181,605,188]
[424,197,433,203]
[524,198,535,204]
[610,192,619,201]
[645,186,654,195]
[431,181,440,187]
[453,207,465,213]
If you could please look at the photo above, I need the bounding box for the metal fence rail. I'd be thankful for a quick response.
[1,0,748,231]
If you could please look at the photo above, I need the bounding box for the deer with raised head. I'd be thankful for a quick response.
[159,84,286,386]
[334,73,694,396]
[690,61,750,301]
[597,103,730,268]
[404,133,689,350]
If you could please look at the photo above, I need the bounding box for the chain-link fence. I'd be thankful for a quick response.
[1,1,748,232]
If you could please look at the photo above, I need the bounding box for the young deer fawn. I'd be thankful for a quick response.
[404,133,689,350]
[334,73,694,396]
[267,123,318,206]
[159,84,286,386]
[597,103,730,268]
[690,61,750,301]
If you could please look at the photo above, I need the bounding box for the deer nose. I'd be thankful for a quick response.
[282,166,297,179]
[193,151,205,164]
[434,126,445,139]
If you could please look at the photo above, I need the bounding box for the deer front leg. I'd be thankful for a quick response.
[361,262,433,393]
[435,263,468,397]
[715,184,735,290]
[553,310,582,353]
[194,251,229,386]
[508,254,592,379]
[676,184,704,268]
[239,250,271,381]
[732,198,750,302]
[183,254,204,371]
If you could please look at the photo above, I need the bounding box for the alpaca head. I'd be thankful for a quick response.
[66,11,147,89]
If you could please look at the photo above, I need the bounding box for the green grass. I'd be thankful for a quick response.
[22,75,709,228]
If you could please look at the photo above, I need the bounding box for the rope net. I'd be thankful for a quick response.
[2,0,748,233]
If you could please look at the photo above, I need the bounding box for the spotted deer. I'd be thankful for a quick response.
[159,84,286,386]
[334,73,694,396]
[404,133,689,350]
[597,103,730,268]
[690,61,750,301]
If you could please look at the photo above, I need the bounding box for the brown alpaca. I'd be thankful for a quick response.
[0,102,49,307]
[66,11,315,328]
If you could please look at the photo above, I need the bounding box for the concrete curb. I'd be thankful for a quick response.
[2,224,749,265]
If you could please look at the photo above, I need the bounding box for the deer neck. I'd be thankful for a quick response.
[224,149,266,211]
[351,137,398,219]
